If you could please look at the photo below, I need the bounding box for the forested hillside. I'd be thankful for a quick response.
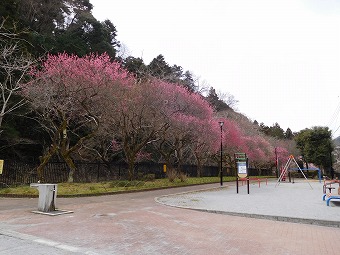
[2,0,334,181]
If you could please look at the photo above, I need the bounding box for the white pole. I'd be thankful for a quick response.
[275,157,292,187]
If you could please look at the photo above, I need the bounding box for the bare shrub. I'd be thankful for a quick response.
[178,172,188,182]
[166,168,177,182]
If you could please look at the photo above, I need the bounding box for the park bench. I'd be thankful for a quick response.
[323,193,340,206]
[323,179,339,193]
[322,180,340,206]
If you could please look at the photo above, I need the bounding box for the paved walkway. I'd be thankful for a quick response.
[156,179,340,227]
[0,180,340,255]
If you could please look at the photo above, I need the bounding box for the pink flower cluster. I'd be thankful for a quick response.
[24,53,291,168]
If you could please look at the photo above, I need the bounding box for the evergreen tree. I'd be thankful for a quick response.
[285,128,294,140]
[206,87,230,112]
[181,71,197,92]
[147,55,197,92]
[295,127,333,169]
[268,123,285,139]
[122,56,147,81]
[259,122,270,135]
[148,55,172,79]
[2,0,119,58]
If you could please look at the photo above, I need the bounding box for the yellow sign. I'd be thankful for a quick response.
[163,164,167,173]
[0,160,4,174]
[238,173,247,178]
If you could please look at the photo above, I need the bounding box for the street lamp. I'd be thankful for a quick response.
[218,121,224,186]
[274,147,278,178]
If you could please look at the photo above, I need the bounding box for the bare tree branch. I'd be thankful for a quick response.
[0,20,34,132]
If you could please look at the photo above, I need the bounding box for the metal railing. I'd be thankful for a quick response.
[0,160,274,186]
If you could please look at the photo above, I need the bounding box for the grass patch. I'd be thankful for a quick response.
[0,176,272,197]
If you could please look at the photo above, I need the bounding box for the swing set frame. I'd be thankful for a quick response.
[275,155,321,189]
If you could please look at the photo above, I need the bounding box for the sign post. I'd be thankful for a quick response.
[235,153,249,194]
[0,160,3,175]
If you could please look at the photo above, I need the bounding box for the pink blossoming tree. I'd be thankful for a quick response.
[24,53,133,182]
[152,80,216,174]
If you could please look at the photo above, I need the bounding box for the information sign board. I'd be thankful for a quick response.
[237,161,247,178]
[235,153,247,161]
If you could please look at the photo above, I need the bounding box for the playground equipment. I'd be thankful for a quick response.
[322,179,340,206]
[238,177,268,187]
[276,155,316,189]
[323,179,340,193]
[235,153,269,194]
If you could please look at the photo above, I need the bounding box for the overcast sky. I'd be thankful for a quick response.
[91,0,340,137]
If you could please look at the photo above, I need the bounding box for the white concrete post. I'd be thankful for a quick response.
[30,183,57,212]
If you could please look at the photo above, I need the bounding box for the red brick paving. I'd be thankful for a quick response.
[1,184,339,254]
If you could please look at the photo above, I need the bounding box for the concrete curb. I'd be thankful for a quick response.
[155,186,340,228]
[0,182,224,198]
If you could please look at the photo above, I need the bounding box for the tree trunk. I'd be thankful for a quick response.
[63,155,76,183]
[196,158,202,177]
[37,145,58,182]
[0,114,3,131]
[124,149,136,181]
[127,157,135,181]
[67,170,74,183]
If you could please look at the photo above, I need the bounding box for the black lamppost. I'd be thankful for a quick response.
[274,147,278,178]
[219,121,224,186]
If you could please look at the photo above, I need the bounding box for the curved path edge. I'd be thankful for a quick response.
[155,187,340,228]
